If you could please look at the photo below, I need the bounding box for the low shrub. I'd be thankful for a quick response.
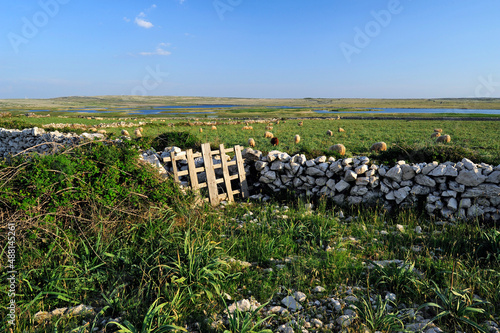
[373,142,485,165]
[149,131,201,151]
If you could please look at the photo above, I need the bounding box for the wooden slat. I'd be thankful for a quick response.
[177,170,189,177]
[162,157,172,163]
[170,151,180,183]
[218,193,228,200]
[198,183,207,189]
[215,178,224,185]
[219,144,234,202]
[213,163,222,170]
[228,174,239,181]
[186,149,199,190]
[234,145,249,199]
[192,152,202,158]
[224,147,235,154]
[211,149,220,156]
[202,143,219,206]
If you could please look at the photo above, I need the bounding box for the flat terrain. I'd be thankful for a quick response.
[2,111,500,164]
[1,95,500,109]
[1,96,499,332]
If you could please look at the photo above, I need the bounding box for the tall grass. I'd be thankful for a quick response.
[0,141,498,332]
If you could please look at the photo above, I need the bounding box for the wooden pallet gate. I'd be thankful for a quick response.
[162,143,250,206]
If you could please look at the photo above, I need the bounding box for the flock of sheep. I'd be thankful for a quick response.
[242,121,451,156]
[116,122,452,157]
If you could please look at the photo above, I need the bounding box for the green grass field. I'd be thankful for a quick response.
[2,112,500,165]
[0,99,499,332]
[0,142,498,332]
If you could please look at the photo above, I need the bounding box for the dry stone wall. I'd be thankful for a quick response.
[0,127,104,157]
[241,148,500,222]
[3,127,497,222]
[140,147,246,186]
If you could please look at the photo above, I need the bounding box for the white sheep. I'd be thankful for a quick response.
[264,131,274,139]
[436,134,451,143]
[329,144,346,156]
[370,142,387,152]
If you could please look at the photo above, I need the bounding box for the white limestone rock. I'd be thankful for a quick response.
[415,174,436,187]
[281,296,302,311]
[456,169,487,186]
[335,180,351,193]
[385,165,402,182]
[344,170,357,182]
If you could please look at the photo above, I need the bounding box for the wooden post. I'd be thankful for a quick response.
[219,144,234,202]
[201,143,219,206]
[170,151,179,183]
[186,149,199,190]
[234,145,249,198]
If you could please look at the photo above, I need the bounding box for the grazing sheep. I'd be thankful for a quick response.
[199,128,203,133]
[434,128,443,133]
[248,138,256,147]
[294,134,300,144]
[431,132,441,139]
[97,129,107,134]
[326,130,333,136]
[121,129,130,137]
[337,116,341,120]
[134,128,143,138]
[89,128,97,132]
[211,125,217,130]
[264,131,274,139]
[276,120,280,124]
[298,121,303,126]
[139,127,144,133]
[370,142,387,152]
[329,144,346,156]
[266,126,273,131]
[338,128,345,133]
[242,126,253,130]
[436,134,451,143]
[271,137,279,146]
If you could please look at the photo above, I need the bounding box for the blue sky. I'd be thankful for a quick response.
[1,0,500,99]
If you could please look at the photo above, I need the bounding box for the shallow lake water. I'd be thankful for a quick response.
[315,108,500,115]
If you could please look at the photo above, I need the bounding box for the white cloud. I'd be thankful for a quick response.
[140,43,172,56]
[179,0,185,4]
[135,17,153,29]
[133,7,156,29]
[123,17,131,22]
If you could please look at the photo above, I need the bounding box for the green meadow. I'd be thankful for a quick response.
[0,99,499,332]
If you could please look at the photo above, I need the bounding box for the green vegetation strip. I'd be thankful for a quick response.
[0,142,499,332]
